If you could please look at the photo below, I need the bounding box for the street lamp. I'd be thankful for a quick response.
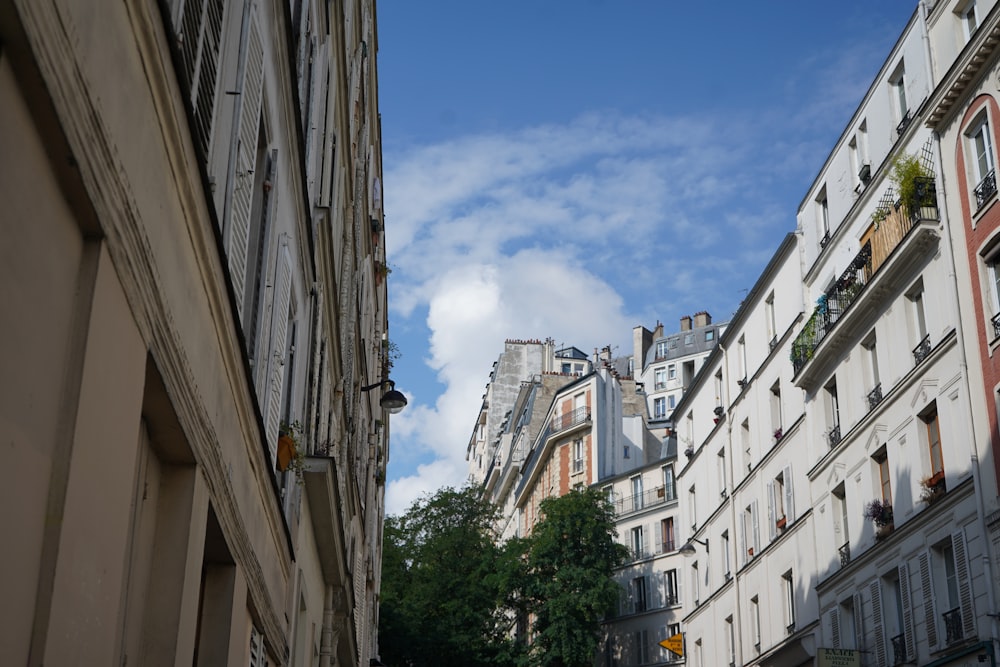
[361,379,408,414]
[679,537,709,557]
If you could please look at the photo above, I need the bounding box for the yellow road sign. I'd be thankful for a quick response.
[658,633,684,656]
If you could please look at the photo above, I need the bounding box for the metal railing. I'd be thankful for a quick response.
[867,383,883,411]
[891,633,906,665]
[943,607,964,645]
[839,542,851,568]
[828,425,842,448]
[913,334,932,365]
[992,311,1000,339]
[613,485,676,517]
[549,406,590,435]
[975,169,997,210]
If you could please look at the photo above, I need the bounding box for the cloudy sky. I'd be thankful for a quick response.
[376,2,917,516]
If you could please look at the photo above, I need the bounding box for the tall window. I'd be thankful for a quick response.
[653,396,667,419]
[668,364,677,380]
[783,570,796,634]
[751,595,762,651]
[958,0,979,40]
[923,405,944,478]
[863,331,881,410]
[833,482,850,560]
[691,562,700,605]
[654,367,667,390]
[817,188,830,243]
[726,616,736,665]
[660,517,675,553]
[891,62,909,131]
[722,530,731,578]
[825,377,841,447]
[664,569,679,605]
[663,464,676,501]
[765,291,777,345]
[632,576,648,613]
[573,438,584,473]
[635,629,649,664]
[689,486,697,529]
[969,114,996,209]
[987,256,1000,328]
[908,280,929,357]
[770,381,783,437]
[656,341,668,358]
[631,475,644,510]
[631,525,645,559]
[874,447,893,505]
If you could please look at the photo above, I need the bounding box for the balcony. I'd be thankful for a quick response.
[992,311,1000,339]
[838,541,851,568]
[975,169,997,211]
[913,334,932,365]
[891,633,906,665]
[896,109,913,136]
[614,484,676,517]
[867,383,883,411]
[549,406,590,435]
[827,425,842,448]
[943,607,964,645]
[792,179,940,390]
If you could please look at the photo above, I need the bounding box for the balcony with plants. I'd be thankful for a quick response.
[792,155,940,391]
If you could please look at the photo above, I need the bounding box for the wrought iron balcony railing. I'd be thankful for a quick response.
[896,109,913,136]
[839,541,851,567]
[891,633,906,665]
[613,484,676,517]
[867,383,883,411]
[992,311,1000,339]
[913,334,932,365]
[828,424,842,448]
[943,607,964,645]
[975,169,997,210]
[549,406,590,435]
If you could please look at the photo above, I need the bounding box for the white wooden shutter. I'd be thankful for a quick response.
[784,465,795,523]
[870,580,887,667]
[739,511,748,565]
[826,607,841,649]
[265,245,292,461]
[177,0,224,155]
[952,530,976,638]
[767,480,777,541]
[918,551,939,649]
[853,592,864,651]
[655,520,663,555]
[899,562,915,660]
[228,9,264,321]
[751,500,760,554]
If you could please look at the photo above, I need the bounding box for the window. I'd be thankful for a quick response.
[783,570,796,634]
[825,377,841,447]
[833,483,850,563]
[668,364,677,380]
[908,280,930,362]
[891,62,909,133]
[726,616,735,665]
[765,292,777,345]
[654,367,667,390]
[770,381,783,437]
[663,623,682,660]
[653,397,667,419]
[969,113,996,209]
[751,595,762,651]
[717,448,727,498]
[958,0,979,40]
[623,445,630,459]
[635,629,649,664]
[631,475,644,510]
[987,256,1000,330]
[738,335,748,384]
[631,526,645,559]
[655,341,668,358]
[691,562,700,605]
[769,466,794,539]
[684,333,695,346]
[689,486,697,529]
[862,331,882,410]
[632,576,648,613]
[664,569,679,605]
[881,568,911,662]
[705,329,715,341]
[818,191,830,240]
[873,447,893,506]
[742,501,759,562]
[923,405,944,478]
[933,534,974,645]
[573,438,584,474]
[660,517,676,553]
[722,530,731,578]
[662,464,676,501]
[668,394,676,411]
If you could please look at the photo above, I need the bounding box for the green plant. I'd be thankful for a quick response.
[889,152,932,214]
[863,499,893,527]
[278,420,307,483]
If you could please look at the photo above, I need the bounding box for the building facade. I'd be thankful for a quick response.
[0,0,395,665]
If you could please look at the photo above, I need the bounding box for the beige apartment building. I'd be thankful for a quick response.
[0,0,396,665]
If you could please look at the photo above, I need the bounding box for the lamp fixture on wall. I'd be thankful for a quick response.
[679,537,709,557]
[361,379,407,414]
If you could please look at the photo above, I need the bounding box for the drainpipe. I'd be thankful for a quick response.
[931,119,1000,660]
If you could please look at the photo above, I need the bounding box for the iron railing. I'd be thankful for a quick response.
[913,334,932,365]
[828,425,842,448]
[992,311,1000,339]
[867,383,883,411]
[549,406,590,435]
[613,484,676,517]
[839,541,851,567]
[896,109,913,136]
[975,169,997,210]
[943,607,964,645]
[891,633,906,665]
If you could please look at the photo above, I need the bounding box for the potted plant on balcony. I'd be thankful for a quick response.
[278,421,307,484]
[919,472,946,504]
[890,152,934,219]
[773,428,783,442]
[864,499,894,538]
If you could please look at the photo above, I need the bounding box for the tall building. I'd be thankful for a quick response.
[0,0,396,665]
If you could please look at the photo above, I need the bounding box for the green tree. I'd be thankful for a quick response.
[521,488,628,667]
[379,486,520,667]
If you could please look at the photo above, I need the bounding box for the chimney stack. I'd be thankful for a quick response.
[680,315,692,331]
[694,311,711,328]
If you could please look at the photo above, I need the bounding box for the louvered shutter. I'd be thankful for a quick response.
[853,592,864,651]
[246,148,277,364]
[784,465,795,522]
[265,245,292,462]
[739,512,748,565]
[870,580,887,667]
[826,607,841,648]
[655,520,663,555]
[228,10,265,321]
[952,530,976,638]
[177,0,224,156]
[918,551,939,649]
[751,500,760,554]
[899,563,915,660]
[767,480,777,540]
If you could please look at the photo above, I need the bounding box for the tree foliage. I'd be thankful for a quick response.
[378,486,625,667]
[521,488,628,667]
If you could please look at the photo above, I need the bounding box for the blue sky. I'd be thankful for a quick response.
[376,2,918,516]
